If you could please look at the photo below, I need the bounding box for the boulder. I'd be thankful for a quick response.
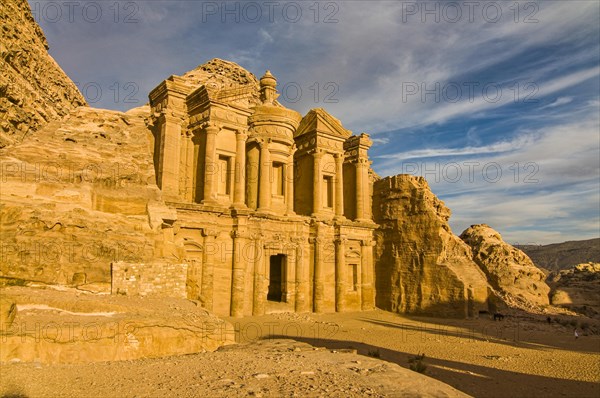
[460,224,551,307]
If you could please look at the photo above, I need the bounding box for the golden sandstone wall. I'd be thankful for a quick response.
[0,106,170,289]
[111,262,188,298]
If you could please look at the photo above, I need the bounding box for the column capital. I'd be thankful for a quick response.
[360,239,373,247]
[231,230,251,239]
[309,237,325,244]
[335,236,348,244]
[203,122,220,134]
[202,228,218,238]
[158,110,187,124]
[312,149,324,158]
[257,137,271,149]
[334,153,345,161]
[234,126,248,136]
[289,143,297,156]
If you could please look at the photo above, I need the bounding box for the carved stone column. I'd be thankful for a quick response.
[230,230,248,317]
[182,130,195,202]
[355,159,366,221]
[246,144,260,209]
[293,237,308,312]
[201,229,217,311]
[203,124,219,203]
[158,113,184,200]
[312,150,323,216]
[257,140,272,212]
[364,162,372,220]
[310,237,324,313]
[252,233,265,315]
[335,236,347,312]
[233,130,248,207]
[334,153,344,219]
[360,239,375,310]
[285,146,296,215]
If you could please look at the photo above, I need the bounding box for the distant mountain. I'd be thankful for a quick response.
[515,238,600,272]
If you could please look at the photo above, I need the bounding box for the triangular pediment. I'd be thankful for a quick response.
[295,108,351,139]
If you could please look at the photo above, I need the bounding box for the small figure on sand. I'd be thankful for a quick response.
[574,329,579,339]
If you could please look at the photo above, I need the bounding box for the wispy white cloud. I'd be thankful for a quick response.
[377,133,538,161]
[370,137,390,145]
[541,97,573,109]
[35,0,599,131]
[425,111,600,243]
[416,66,598,127]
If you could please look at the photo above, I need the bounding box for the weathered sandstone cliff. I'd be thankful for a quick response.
[460,224,550,307]
[373,175,492,318]
[0,106,176,288]
[0,0,87,147]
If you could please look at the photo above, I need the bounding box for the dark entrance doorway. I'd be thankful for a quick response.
[267,254,286,302]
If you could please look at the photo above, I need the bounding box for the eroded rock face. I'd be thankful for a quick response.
[547,262,600,318]
[373,175,491,318]
[460,224,550,307]
[0,106,175,287]
[0,0,87,148]
[0,286,234,363]
[181,58,260,90]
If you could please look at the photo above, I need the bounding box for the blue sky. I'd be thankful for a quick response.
[30,0,600,244]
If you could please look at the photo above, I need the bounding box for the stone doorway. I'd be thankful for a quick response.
[267,254,286,302]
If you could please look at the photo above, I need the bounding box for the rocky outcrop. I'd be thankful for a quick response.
[0,106,177,288]
[373,175,492,318]
[460,224,550,307]
[181,58,260,91]
[0,0,87,148]
[547,263,600,318]
[0,286,234,363]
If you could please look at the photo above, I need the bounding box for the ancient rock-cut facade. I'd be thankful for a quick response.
[146,60,377,317]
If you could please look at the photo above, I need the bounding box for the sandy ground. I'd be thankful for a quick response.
[1,309,599,398]
[0,338,471,398]
[226,310,600,398]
